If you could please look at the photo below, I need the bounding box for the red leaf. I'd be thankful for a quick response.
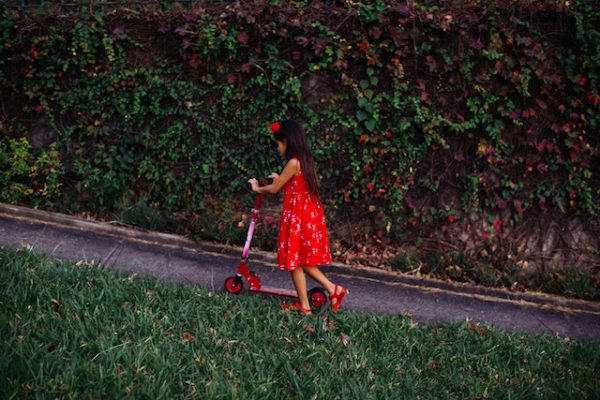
[236,31,249,45]
[29,46,39,58]
[369,27,382,39]
[493,217,502,232]
[549,74,561,84]
[522,108,536,118]
[537,163,548,173]
[513,200,525,214]
[535,98,547,110]
[189,53,201,69]
[536,140,546,153]
[182,332,195,343]
[389,28,409,47]
[296,36,310,47]
[240,63,252,73]
[425,55,438,73]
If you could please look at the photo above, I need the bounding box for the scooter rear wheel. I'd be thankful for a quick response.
[308,287,328,309]
[224,276,243,294]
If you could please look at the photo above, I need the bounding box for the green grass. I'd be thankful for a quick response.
[1,247,599,399]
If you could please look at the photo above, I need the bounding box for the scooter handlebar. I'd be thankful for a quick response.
[253,177,274,187]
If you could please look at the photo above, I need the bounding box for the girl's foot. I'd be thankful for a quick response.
[329,285,348,312]
[281,301,312,315]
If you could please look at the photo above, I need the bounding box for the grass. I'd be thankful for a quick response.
[1,246,599,399]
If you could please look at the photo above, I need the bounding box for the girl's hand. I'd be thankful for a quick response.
[248,178,260,193]
[268,172,279,180]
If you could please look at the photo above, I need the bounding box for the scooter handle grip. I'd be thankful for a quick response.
[259,177,274,186]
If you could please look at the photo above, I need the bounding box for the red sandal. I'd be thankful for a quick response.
[281,301,312,315]
[330,285,348,312]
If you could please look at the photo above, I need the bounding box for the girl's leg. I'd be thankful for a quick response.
[290,268,310,310]
[302,266,335,295]
[303,266,347,309]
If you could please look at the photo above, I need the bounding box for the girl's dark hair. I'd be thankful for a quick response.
[273,119,320,198]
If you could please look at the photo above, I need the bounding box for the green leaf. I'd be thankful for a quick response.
[365,119,376,132]
[357,110,369,122]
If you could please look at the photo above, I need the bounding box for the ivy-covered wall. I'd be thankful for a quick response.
[0,1,599,280]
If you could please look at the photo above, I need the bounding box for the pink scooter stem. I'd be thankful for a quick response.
[241,193,262,261]
[237,179,267,291]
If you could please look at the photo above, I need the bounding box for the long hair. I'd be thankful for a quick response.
[273,120,320,198]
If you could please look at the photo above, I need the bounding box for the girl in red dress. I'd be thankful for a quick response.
[248,120,348,315]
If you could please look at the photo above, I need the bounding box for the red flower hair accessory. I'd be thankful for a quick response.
[270,121,280,134]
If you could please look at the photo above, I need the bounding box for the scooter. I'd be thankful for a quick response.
[223,179,328,309]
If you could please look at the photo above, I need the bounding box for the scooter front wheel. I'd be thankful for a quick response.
[224,276,243,294]
[308,287,328,309]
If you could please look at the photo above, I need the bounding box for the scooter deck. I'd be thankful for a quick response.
[250,286,297,298]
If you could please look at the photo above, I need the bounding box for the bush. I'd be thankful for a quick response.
[0,0,598,285]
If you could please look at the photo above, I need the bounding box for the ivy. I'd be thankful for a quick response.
[0,0,598,249]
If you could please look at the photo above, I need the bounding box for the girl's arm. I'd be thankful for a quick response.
[248,158,299,194]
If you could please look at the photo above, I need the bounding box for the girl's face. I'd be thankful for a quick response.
[276,140,286,157]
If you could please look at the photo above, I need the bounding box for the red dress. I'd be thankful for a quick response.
[278,158,332,271]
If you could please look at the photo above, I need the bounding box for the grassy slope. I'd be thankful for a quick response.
[1,247,599,399]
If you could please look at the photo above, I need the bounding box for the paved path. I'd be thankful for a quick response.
[1,203,599,340]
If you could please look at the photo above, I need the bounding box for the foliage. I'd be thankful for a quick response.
[390,249,600,301]
[0,135,63,207]
[0,1,598,271]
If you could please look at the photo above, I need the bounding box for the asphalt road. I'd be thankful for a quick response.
[1,206,599,341]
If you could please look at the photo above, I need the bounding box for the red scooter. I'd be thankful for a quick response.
[224,179,328,310]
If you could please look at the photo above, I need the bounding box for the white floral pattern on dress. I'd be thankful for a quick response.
[278,159,332,271]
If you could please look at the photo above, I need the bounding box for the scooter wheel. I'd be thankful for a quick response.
[308,287,328,309]
[224,276,243,294]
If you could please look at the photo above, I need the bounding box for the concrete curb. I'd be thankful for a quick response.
[1,202,599,316]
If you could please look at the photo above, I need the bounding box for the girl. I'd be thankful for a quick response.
[248,119,348,315]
